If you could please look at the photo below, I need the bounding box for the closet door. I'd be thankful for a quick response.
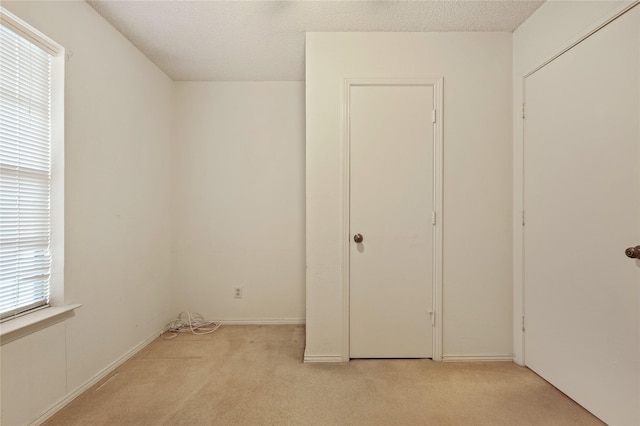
[523,7,640,424]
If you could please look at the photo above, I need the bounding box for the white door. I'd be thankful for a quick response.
[349,84,434,358]
[523,7,640,425]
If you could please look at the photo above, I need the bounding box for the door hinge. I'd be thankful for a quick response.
[522,103,526,119]
[429,310,436,327]
[522,316,525,332]
[432,211,436,225]
[432,109,436,123]
[522,211,525,226]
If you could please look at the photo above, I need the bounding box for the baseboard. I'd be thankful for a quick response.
[303,354,345,363]
[303,354,514,363]
[215,318,305,325]
[442,354,514,362]
[30,328,162,426]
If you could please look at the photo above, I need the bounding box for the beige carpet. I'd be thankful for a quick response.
[44,325,604,426]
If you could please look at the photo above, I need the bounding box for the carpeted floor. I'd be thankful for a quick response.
[43,325,604,426]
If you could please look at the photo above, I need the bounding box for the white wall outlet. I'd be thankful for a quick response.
[234,287,242,299]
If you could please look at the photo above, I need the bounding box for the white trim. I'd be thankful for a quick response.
[0,7,62,55]
[513,74,526,366]
[442,354,514,362]
[303,354,345,363]
[432,79,444,362]
[342,77,444,362]
[341,78,352,362]
[513,0,640,366]
[29,327,162,426]
[0,304,80,345]
[523,1,640,79]
[49,28,65,309]
[214,318,305,325]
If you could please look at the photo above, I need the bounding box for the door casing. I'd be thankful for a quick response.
[341,78,444,361]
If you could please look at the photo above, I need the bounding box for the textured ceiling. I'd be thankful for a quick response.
[88,0,544,81]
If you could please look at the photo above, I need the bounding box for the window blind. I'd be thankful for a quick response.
[0,23,52,319]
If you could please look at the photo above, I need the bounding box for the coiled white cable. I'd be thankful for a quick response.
[162,311,221,339]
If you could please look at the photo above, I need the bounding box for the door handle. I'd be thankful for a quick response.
[625,246,640,259]
[354,234,364,243]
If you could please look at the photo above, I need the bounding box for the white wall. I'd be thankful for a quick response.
[4,0,620,421]
[172,82,305,323]
[512,0,634,364]
[1,1,173,425]
[305,32,513,360]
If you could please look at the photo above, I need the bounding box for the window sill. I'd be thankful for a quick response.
[0,304,81,345]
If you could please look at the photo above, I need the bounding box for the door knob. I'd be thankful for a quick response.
[625,246,640,259]
[354,234,363,243]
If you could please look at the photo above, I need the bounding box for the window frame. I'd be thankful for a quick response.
[0,7,66,330]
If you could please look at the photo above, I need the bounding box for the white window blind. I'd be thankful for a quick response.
[0,22,52,319]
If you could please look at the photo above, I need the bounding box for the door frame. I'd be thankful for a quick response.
[341,77,444,361]
[514,1,639,366]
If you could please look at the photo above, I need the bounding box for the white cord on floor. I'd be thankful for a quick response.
[161,311,221,339]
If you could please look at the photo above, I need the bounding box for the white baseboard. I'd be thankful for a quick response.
[442,354,514,362]
[303,354,345,363]
[303,354,514,363]
[215,318,305,325]
[30,328,162,426]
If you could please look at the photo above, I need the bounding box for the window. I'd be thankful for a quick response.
[0,9,63,321]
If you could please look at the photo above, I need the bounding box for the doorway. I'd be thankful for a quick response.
[343,79,443,359]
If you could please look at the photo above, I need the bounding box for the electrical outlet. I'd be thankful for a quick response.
[234,287,242,299]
